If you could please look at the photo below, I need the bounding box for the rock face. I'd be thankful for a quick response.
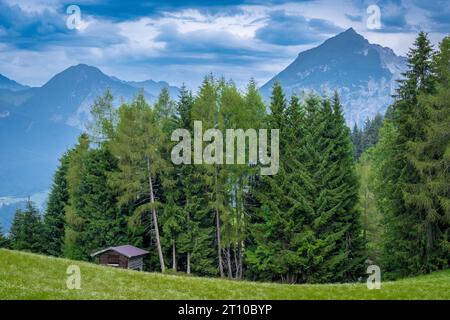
[260,28,406,126]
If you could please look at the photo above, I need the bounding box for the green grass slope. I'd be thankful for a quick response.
[1,249,449,300]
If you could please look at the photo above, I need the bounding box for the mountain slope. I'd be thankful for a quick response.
[16,64,155,129]
[261,28,406,126]
[1,249,449,299]
[0,74,29,92]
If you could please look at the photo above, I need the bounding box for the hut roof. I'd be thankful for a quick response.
[91,245,149,258]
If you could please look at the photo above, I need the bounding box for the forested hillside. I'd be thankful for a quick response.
[1,32,449,284]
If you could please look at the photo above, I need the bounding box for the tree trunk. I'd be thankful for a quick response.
[187,252,191,275]
[216,208,224,277]
[238,241,243,279]
[172,240,177,271]
[187,211,191,275]
[234,245,239,279]
[147,157,165,273]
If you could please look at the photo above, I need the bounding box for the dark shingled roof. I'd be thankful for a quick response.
[91,245,149,258]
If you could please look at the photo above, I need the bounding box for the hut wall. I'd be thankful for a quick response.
[99,251,128,268]
[128,257,144,271]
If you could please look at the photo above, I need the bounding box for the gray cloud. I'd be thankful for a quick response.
[255,10,343,46]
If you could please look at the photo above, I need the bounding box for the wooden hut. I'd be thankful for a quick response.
[91,245,149,271]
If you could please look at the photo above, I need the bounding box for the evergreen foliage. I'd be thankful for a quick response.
[9,201,44,253]
[373,33,449,279]
[43,152,70,256]
[351,114,383,159]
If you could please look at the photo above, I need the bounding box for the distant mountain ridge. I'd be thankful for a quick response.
[6,64,179,129]
[0,74,30,92]
[261,28,407,126]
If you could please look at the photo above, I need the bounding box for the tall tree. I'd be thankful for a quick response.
[374,32,437,278]
[154,87,183,272]
[246,82,308,283]
[109,93,167,272]
[74,148,126,259]
[405,36,450,270]
[63,134,90,260]
[43,152,70,256]
[175,84,217,276]
[191,75,226,277]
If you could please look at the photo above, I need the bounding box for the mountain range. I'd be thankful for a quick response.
[261,28,406,126]
[0,28,407,231]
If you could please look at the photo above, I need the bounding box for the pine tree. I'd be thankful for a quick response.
[9,200,44,253]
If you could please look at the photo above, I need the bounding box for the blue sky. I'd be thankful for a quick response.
[0,0,448,89]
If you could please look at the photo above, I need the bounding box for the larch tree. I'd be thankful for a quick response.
[109,92,167,272]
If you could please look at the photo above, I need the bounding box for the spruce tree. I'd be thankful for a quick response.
[9,200,44,253]
[246,82,309,283]
[374,32,437,278]
[43,152,70,256]
[75,148,126,259]
[191,75,225,277]
[318,92,365,281]
[405,36,450,270]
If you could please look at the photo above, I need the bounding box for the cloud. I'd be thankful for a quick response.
[155,23,260,58]
[0,1,128,49]
[346,14,363,22]
[54,0,251,22]
[0,1,69,48]
[0,0,448,89]
[411,1,450,33]
[255,10,343,46]
[378,0,411,32]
